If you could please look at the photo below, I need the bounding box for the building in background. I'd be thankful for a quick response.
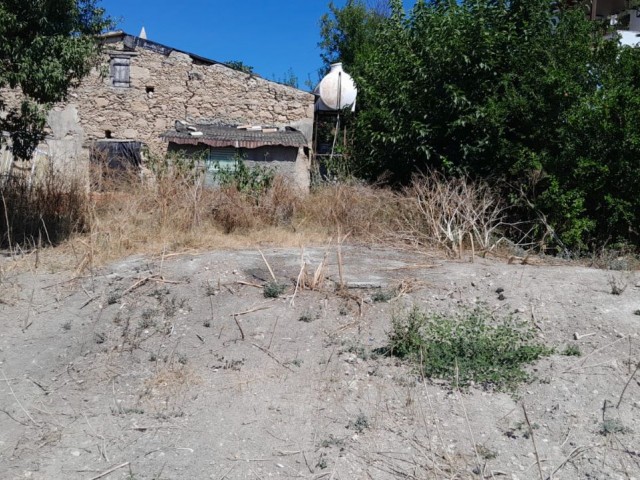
[1,30,315,190]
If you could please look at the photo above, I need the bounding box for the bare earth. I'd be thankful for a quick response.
[1,246,639,480]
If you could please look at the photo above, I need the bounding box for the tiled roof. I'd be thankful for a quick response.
[162,124,308,149]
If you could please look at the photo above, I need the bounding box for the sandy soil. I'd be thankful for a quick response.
[1,246,639,480]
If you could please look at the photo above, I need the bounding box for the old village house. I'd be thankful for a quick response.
[1,30,315,190]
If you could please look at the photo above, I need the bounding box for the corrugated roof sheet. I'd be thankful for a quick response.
[162,125,308,149]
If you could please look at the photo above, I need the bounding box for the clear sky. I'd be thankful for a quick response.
[100,0,416,91]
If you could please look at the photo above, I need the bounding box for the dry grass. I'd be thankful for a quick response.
[0,165,88,250]
[3,163,513,271]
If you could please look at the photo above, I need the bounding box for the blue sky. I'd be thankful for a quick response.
[100,0,416,90]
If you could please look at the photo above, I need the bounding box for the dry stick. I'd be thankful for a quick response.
[22,286,35,332]
[230,305,273,317]
[290,248,306,307]
[251,343,294,372]
[267,317,279,350]
[337,239,345,289]
[454,360,482,474]
[236,280,263,288]
[419,349,451,465]
[548,445,594,480]
[522,403,544,480]
[1,368,39,427]
[616,362,640,409]
[233,315,245,341]
[563,335,628,373]
[258,249,277,282]
[122,275,160,296]
[88,461,130,480]
[1,192,13,256]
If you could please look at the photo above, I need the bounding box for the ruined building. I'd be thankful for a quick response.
[1,31,315,189]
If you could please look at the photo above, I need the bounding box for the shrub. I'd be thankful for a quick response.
[388,306,553,390]
[263,281,287,298]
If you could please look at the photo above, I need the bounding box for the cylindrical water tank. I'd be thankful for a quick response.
[317,63,357,111]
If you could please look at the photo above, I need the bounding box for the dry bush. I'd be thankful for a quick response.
[0,165,88,249]
[210,176,302,233]
[398,172,506,256]
[298,182,401,239]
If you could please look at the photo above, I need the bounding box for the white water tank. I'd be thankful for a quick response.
[315,63,357,111]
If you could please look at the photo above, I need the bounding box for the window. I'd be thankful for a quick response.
[202,148,237,186]
[110,56,131,87]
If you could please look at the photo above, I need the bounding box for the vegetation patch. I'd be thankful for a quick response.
[387,306,552,390]
[263,281,287,298]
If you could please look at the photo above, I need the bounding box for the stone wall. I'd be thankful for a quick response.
[66,36,315,154]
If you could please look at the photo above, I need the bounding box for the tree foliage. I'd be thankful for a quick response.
[225,60,254,74]
[0,0,111,159]
[320,0,640,250]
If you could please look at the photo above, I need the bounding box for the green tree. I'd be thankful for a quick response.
[320,0,640,249]
[0,0,112,159]
[318,0,389,72]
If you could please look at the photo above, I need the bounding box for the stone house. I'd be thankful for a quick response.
[2,31,315,189]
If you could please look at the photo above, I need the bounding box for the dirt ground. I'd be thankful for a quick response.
[1,245,639,480]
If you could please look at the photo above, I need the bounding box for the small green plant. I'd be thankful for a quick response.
[263,281,287,298]
[212,156,275,197]
[204,280,219,296]
[599,418,631,436]
[62,321,72,331]
[477,444,497,460]
[342,342,372,360]
[319,435,345,448]
[299,310,316,323]
[387,306,553,390]
[504,421,539,440]
[608,274,627,295]
[316,454,328,470]
[372,288,396,303]
[347,413,370,433]
[562,345,582,357]
[203,320,211,328]
[138,313,156,330]
[107,291,121,305]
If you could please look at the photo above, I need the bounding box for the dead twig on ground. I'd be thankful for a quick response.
[522,403,544,480]
[563,336,628,373]
[258,249,277,282]
[88,461,130,480]
[251,343,294,372]
[547,445,594,480]
[454,359,482,475]
[1,368,39,427]
[121,274,182,297]
[230,305,273,317]
[616,362,640,409]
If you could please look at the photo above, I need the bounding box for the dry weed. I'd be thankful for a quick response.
[398,172,507,257]
[298,183,401,239]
